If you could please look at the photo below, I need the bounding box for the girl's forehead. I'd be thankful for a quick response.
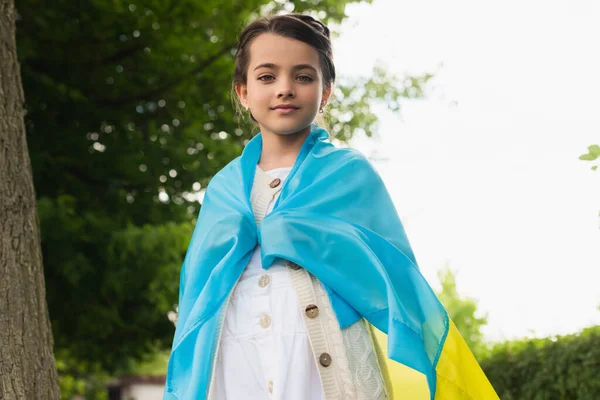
[248,33,320,69]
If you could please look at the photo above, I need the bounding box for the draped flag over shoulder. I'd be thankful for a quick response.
[165,123,499,400]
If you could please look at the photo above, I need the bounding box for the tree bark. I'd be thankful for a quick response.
[0,0,61,398]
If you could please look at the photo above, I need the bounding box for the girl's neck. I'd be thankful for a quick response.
[257,125,311,170]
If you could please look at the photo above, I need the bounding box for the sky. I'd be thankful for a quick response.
[331,0,600,341]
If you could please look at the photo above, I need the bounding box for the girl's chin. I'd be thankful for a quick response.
[260,120,313,136]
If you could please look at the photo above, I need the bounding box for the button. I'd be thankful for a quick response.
[305,304,319,318]
[258,274,270,288]
[259,314,271,328]
[289,262,302,270]
[319,352,332,367]
[269,178,281,188]
[268,380,273,394]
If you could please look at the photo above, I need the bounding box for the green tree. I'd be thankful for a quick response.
[436,264,488,358]
[15,0,434,377]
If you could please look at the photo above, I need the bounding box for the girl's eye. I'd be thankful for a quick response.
[258,75,274,82]
[257,75,314,83]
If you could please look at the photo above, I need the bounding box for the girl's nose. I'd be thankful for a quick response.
[277,82,295,98]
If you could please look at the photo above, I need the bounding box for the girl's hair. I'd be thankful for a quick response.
[232,13,335,126]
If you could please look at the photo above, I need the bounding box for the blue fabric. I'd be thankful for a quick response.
[164,123,448,399]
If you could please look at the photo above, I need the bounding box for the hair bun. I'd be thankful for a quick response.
[295,14,330,38]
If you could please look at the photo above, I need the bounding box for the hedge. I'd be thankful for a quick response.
[480,325,600,399]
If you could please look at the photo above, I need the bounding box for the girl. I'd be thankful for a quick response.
[214,13,390,399]
[165,12,497,400]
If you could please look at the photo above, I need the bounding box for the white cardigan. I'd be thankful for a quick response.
[209,165,391,399]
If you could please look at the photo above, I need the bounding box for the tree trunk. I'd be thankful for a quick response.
[0,0,61,398]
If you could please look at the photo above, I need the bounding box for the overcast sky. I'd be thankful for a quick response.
[332,0,600,341]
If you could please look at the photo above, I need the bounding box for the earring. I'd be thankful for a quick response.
[319,104,325,113]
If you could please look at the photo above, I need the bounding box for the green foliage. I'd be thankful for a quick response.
[117,350,171,377]
[435,265,488,358]
[481,326,600,400]
[324,65,433,139]
[37,194,193,368]
[16,0,433,373]
[579,144,600,171]
[55,349,110,400]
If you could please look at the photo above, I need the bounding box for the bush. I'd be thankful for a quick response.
[480,326,600,399]
[55,349,109,400]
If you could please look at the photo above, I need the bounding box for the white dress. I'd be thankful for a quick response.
[212,167,325,400]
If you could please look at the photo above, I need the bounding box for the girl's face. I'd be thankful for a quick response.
[236,33,331,136]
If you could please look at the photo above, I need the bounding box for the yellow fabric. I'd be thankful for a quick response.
[434,321,499,400]
[369,321,499,400]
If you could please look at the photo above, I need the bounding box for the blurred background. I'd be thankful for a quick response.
[8,0,599,398]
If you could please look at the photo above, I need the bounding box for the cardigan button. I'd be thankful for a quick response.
[319,352,332,367]
[305,304,319,318]
[259,314,271,329]
[258,274,270,288]
[289,262,302,270]
[269,178,281,188]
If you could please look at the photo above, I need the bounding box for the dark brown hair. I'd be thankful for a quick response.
[232,13,335,124]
